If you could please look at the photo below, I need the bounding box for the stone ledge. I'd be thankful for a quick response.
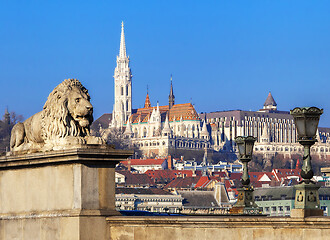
[108,216,330,240]
[0,209,121,220]
[0,145,133,168]
[106,215,330,228]
[291,208,324,218]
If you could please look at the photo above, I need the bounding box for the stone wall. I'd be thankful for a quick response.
[0,146,133,240]
[107,215,330,240]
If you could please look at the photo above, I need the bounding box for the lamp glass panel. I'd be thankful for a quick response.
[294,117,306,137]
[306,117,319,138]
[237,142,245,156]
[245,141,254,156]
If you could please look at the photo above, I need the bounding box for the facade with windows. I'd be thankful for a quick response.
[254,186,330,216]
[200,92,330,159]
[115,188,183,213]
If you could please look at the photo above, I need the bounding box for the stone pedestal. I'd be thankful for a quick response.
[291,182,324,217]
[230,186,262,215]
[0,145,133,240]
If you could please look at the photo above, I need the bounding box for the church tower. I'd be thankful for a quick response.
[112,22,132,128]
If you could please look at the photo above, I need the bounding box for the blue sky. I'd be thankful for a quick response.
[1,1,330,126]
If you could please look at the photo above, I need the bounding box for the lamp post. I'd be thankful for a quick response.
[290,107,324,217]
[230,136,261,215]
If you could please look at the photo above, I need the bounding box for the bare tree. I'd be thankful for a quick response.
[0,111,24,153]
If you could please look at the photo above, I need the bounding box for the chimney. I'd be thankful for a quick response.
[167,155,173,170]
[128,159,131,172]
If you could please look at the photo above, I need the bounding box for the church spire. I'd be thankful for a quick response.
[112,22,132,128]
[169,75,175,109]
[144,88,151,108]
[119,21,127,58]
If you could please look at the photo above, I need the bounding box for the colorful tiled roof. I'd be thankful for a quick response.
[128,103,200,124]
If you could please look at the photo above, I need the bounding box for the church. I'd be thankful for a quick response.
[94,22,330,162]
[96,22,211,159]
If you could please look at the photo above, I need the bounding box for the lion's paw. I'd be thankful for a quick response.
[85,136,106,145]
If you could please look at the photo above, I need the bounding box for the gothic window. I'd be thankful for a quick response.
[126,85,129,95]
[126,101,129,111]
[121,87,123,95]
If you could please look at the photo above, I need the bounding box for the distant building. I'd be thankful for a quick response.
[115,170,155,188]
[93,23,330,163]
[115,188,183,213]
[95,22,211,159]
[200,92,330,161]
[178,183,231,215]
[254,186,330,216]
[120,158,169,173]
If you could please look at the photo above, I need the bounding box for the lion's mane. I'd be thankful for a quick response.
[41,79,92,141]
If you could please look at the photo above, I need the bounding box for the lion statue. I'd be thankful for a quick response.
[10,79,105,152]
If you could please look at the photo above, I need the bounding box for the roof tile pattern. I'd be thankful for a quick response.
[128,103,200,124]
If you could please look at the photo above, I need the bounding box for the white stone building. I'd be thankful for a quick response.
[101,22,211,159]
[200,92,330,160]
[115,188,183,213]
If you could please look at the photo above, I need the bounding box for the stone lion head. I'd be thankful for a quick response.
[42,79,94,140]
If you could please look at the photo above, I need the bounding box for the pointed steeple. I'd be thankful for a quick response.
[169,75,175,109]
[144,88,151,108]
[263,92,277,111]
[202,147,208,176]
[112,21,132,128]
[119,21,127,58]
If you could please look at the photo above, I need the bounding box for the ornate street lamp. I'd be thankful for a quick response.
[290,107,324,217]
[230,136,261,215]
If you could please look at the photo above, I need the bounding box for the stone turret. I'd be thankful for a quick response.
[260,124,270,143]
[201,120,209,140]
[263,92,277,111]
[124,119,133,136]
[162,114,171,137]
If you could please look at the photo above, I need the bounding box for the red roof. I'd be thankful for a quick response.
[272,169,301,181]
[164,177,200,189]
[128,103,200,124]
[116,170,155,186]
[195,176,213,188]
